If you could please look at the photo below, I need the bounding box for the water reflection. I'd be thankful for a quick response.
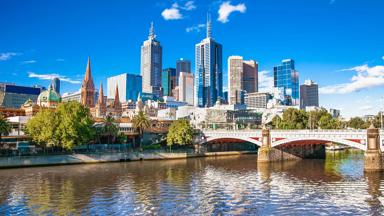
[0,151,383,215]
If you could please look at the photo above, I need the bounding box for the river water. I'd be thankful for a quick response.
[0,151,383,215]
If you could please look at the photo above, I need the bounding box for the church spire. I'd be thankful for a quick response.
[81,57,95,107]
[113,85,120,108]
[84,57,92,82]
[97,82,104,105]
[206,13,212,38]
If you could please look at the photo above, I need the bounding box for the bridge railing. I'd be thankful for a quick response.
[202,128,367,133]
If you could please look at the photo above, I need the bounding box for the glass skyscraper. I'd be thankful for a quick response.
[273,59,299,105]
[194,16,223,107]
[162,68,176,97]
[176,58,191,86]
[107,73,142,102]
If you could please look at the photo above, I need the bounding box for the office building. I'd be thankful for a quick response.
[107,73,142,102]
[244,92,272,109]
[273,59,299,105]
[228,56,258,105]
[329,109,341,118]
[195,16,223,107]
[179,72,194,105]
[161,68,176,96]
[141,22,162,98]
[176,58,191,85]
[51,77,60,94]
[0,84,42,108]
[300,79,319,109]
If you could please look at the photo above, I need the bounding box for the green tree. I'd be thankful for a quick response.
[307,109,329,129]
[271,115,282,129]
[55,101,95,149]
[318,113,340,129]
[102,115,119,144]
[0,114,11,145]
[166,119,194,149]
[132,111,150,148]
[280,108,308,129]
[348,117,367,129]
[25,109,58,147]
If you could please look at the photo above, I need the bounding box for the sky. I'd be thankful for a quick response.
[0,0,383,117]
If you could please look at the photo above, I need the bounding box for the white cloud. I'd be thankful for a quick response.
[218,1,246,23]
[382,56,384,61]
[186,23,206,33]
[258,70,274,93]
[183,1,196,11]
[0,52,19,61]
[28,72,81,84]
[161,3,183,20]
[21,60,36,64]
[319,64,384,94]
[359,105,373,111]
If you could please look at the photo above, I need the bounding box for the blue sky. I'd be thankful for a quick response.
[0,0,383,117]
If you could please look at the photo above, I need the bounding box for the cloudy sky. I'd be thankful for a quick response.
[0,0,383,117]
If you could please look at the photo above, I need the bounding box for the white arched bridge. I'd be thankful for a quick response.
[201,129,384,151]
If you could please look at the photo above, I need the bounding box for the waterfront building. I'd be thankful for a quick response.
[141,22,162,98]
[161,68,176,96]
[228,56,258,105]
[107,73,142,102]
[195,16,223,107]
[81,57,95,108]
[244,92,272,109]
[273,59,299,106]
[300,79,319,110]
[51,77,60,94]
[109,85,122,118]
[62,90,81,103]
[176,58,191,85]
[0,84,42,108]
[178,72,194,105]
[94,83,107,118]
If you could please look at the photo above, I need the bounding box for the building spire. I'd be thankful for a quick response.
[149,22,155,40]
[84,57,92,81]
[114,85,120,106]
[97,82,104,104]
[206,13,212,38]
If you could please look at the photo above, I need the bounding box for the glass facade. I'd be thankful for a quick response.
[161,68,176,96]
[273,59,299,105]
[107,73,142,102]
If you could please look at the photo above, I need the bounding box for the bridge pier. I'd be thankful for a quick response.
[364,125,382,172]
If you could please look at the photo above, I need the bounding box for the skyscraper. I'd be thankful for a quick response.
[141,22,162,98]
[107,73,142,102]
[161,68,176,96]
[273,59,299,106]
[51,77,60,94]
[300,79,319,109]
[176,58,191,85]
[81,57,95,108]
[179,72,194,105]
[195,15,223,107]
[228,56,258,105]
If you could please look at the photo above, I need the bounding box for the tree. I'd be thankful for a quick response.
[132,111,150,148]
[0,114,11,145]
[307,109,329,129]
[271,115,282,129]
[102,115,119,144]
[348,117,367,129]
[167,119,194,149]
[318,113,340,129]
[280,108,308,129]
[25,109,58,147]
[55,101,95,149]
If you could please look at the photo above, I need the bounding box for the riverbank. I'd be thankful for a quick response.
[0,151,257,169]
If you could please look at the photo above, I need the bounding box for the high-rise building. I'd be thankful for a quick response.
[51,77,60,94]
[244,92,272,109]
[179,72,194,105]
[195,16,223,107]
[300,79,319,109]
[161,68,176,96]
[141,22,162,98]
[81,57,95,108]
[107,73,142,102]
[273,59,299,106]
[176,58,191,85]
[0,84,42,108]
[228,56,258,105]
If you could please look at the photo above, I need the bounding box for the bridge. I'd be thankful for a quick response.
[199,126,384,172]
[201,129,377,151]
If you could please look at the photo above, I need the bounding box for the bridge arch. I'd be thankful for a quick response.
[205,136,262,146]
[271,137,367,151]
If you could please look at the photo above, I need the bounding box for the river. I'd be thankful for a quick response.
[0,151,383,215]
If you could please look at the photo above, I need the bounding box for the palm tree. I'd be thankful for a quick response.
[0,115,11,145]
[132,111,150,149]
[103,115,119,144]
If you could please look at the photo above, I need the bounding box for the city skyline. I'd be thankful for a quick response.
[1,0,384,117]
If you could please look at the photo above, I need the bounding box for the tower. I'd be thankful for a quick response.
[95,82,106,117]
[194,14,223,107]
[81,57,95,107]
[112,85,122,117]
